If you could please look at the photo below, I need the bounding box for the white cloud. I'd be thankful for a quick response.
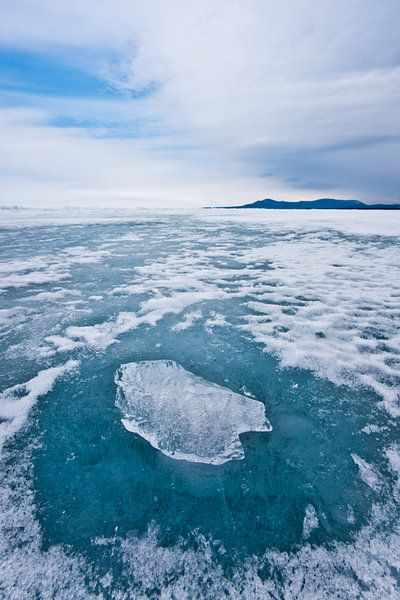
[0,0,399,205]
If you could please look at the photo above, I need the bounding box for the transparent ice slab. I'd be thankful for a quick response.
[115,360,272,465]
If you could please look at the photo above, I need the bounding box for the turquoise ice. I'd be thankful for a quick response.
[0,208,399,598]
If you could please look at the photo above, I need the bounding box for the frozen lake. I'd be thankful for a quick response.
[0,208,399,598]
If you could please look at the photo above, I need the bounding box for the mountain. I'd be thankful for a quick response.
[217,198,400,210]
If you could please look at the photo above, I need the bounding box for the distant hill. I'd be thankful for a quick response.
[216,198,400,210]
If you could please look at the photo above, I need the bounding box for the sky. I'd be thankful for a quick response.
[0,0,399,207]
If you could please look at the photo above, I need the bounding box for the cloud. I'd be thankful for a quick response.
[0,0,399,205]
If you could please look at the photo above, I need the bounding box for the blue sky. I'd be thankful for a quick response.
[0,0,399,207]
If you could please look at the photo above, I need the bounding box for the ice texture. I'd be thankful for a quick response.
[0,359,78,450]
[302,504,319,539]
[1,211,400,598]
[351,453,382,491]
[115,360,272,464]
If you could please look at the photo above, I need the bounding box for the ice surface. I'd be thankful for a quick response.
[351,454,382,491]
[0,360,78,450]
[41,209,399,421]
[171,309,203,331]
[55,210,400,415]
[0,306,30,333]
[44,335,85,353]
[32,288,81,301]
[302,504,319,539]
[115,360,272,464]
[386,444,400,502]
[66,289,226,348]
[1,209,400,598]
